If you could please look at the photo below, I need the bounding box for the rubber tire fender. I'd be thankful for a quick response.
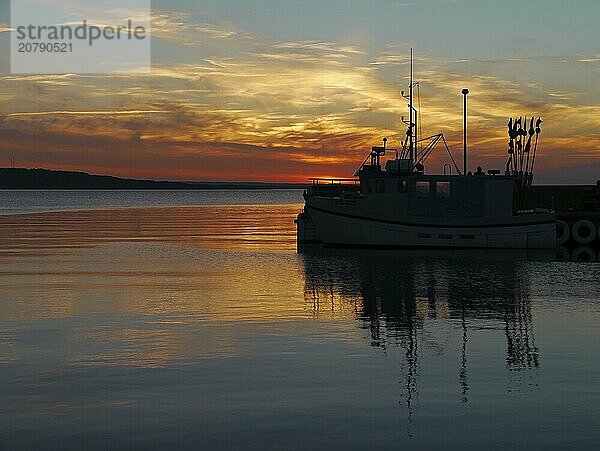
[572,220,596,245]
[556,220,570,245]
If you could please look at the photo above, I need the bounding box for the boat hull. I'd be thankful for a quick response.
[300,206,556,249]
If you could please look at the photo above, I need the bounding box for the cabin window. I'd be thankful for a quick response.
[375,179,385,193]
[397,179,407,193]
[436,181,451,199]
[364,180,372,194]
[416,181,430,198]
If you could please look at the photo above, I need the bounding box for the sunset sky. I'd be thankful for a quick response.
[1,0,599,183]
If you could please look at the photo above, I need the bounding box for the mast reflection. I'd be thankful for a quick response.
[301,247,547,428]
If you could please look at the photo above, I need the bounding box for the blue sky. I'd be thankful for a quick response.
[154,0,599,56]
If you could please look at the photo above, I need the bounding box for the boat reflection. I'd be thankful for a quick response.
[300,246,545,431]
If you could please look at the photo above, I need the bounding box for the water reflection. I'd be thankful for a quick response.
[0,204,301,256]
[301,246,545,428]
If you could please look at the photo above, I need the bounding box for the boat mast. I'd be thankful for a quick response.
[400,49,420,167]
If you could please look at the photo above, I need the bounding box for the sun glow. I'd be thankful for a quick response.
[1,7,599,183]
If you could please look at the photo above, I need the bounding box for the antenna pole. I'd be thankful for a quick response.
[461,88,469,175]
[409,48,414,165]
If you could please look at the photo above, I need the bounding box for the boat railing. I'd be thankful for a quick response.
[310,178,360,186]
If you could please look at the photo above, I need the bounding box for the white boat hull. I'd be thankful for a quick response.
[301,207,556,249]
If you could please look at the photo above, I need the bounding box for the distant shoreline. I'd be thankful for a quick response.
[0,168,308,190]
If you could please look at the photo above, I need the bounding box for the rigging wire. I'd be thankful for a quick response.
[440,135,462,175]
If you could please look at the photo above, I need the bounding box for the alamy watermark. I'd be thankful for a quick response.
[10,0,151,74]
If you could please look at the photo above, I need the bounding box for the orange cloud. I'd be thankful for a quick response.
[1,12,599,183]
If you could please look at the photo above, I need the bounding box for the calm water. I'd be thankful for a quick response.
[0,191,599,450]
[0,190,305,214]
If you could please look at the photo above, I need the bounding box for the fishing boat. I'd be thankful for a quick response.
[296,52,556,249]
